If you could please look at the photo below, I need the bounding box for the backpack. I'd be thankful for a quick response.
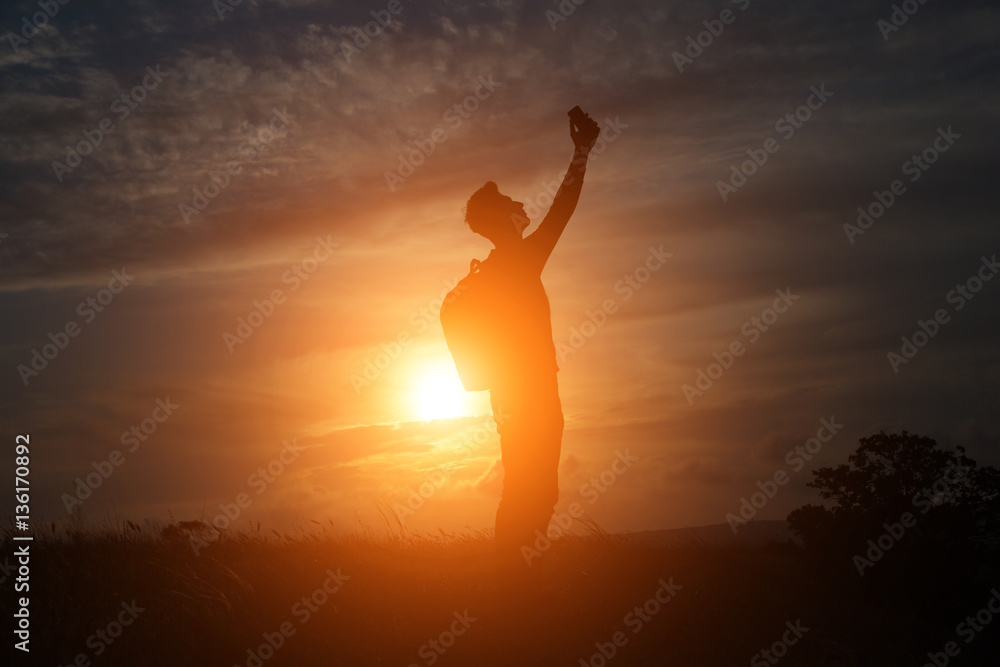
[440,258,502,391]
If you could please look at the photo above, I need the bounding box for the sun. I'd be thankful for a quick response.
[412,363,472,421]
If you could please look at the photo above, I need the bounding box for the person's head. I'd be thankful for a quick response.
[464,181,530,245]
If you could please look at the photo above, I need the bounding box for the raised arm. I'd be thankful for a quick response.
[525,111,601,267]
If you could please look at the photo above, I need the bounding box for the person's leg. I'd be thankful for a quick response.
[491,389,533,592]
[491,379,564,593]
[488,381,564,666]
[532,378,563,531]
[522,383,563,587]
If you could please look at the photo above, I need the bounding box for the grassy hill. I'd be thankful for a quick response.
[7,520,999,666]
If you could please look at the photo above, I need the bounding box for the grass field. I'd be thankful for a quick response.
[10,518,1000,667]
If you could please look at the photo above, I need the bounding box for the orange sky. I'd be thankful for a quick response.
[2,0,999,538]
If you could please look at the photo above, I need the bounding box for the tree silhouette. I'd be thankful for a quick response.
[788,430,1000,553]
[788,431,1000,619]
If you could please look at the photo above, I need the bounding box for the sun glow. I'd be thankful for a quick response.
[413,363,473,421]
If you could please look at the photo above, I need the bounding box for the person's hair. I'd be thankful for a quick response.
[464,181,499,236]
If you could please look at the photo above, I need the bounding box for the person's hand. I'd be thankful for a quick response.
[570,111,600,153]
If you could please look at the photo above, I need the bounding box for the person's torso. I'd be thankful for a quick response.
[481,245,559,388]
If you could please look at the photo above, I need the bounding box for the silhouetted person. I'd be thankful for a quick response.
[459,110,600,599]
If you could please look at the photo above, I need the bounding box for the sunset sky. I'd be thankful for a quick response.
[2,0,998,537]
